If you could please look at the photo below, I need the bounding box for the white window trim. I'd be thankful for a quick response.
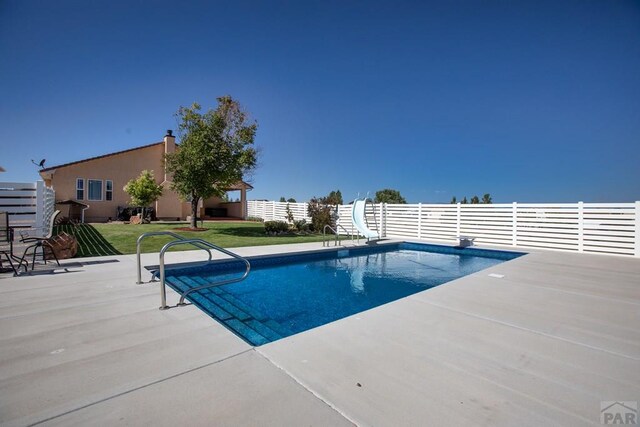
[76,178,84,201]
[105,180,113,201]
[87,179,103,201]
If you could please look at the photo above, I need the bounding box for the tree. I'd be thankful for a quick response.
[450,196,457,204]
[461,196,468,204]
[470,195,480,204]
[374,188,406,204]
[165,96,258,229]
[326,190,343,205]
[279,196,286,202]
[307,196,334,232]
[287,197,296,203]
[284,203,295,223]
[123,170,163,222]
[482,193,492,204]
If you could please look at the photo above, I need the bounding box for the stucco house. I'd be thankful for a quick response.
[39,131,252,222]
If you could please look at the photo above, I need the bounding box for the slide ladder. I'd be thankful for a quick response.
[351,198,380,242]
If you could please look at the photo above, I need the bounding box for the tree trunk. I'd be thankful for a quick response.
[190,197,200,229]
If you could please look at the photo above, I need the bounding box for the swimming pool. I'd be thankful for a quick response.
[162,243,524,346]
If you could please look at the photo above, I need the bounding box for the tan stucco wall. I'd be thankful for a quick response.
[40,134,250,222]
[42,143,178,222]
[155,183,183,220]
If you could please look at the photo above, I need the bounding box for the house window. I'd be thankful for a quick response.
[105,180,113,201]
[76,179,84,200]
[88,180,103,201]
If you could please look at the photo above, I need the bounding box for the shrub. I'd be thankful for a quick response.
[246,216,264,222]
[293,219,310,233]
[264,220,289,235]
[307,197,334,232]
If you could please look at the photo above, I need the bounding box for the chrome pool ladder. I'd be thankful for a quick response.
[135,231,251,310]
[136,231,214,284]
[158,239,250,310]
[323,224,358,247]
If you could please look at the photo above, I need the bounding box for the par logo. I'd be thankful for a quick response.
[601,401,638,425]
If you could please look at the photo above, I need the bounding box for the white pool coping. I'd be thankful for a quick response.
[0,240,638,426]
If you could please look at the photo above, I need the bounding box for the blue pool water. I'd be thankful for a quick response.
[163,243,523,346]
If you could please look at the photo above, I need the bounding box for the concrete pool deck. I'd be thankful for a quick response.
[0,240,638,426]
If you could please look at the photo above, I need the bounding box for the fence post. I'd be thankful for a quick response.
[512,202,517,246]
[635,201,639,257]
[379,203,385,237]
[578,201,584,252]
[417,203,422,240]
[456,202,461,238]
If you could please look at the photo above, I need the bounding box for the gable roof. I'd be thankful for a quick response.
[40,141,164,172]
[39,140,254,190]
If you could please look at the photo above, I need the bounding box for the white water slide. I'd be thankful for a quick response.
[351,198,380,241]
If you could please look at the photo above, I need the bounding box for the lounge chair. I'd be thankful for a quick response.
[0,212,27,275]
[18,210,61,271]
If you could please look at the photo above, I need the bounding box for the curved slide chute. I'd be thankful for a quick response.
[351,198,380,241]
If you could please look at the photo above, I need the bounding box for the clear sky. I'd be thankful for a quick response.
[1,0,639,203]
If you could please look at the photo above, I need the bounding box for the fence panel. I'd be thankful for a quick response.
[581,203,636,256]
[249,199,639,257]
[0,181,55,235]
[247,200,310,222]
[516,204,580,251]
[385,204,420,239]
[336,205,356,236]
[460,204,515,247]
[419,204,458,242]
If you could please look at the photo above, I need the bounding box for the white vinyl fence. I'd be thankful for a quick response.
[248,200,640,257]
[0,181,55,236]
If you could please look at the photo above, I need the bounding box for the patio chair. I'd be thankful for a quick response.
[0,212,27,275]
[18,210,61,271]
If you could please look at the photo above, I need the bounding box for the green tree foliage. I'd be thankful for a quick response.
[279,196,286,202]
[307,196,334,232]
[287,197,297,203]
[165,96,258,228]
[451,194,492,204]
[374,188,406,204]
[326,190,343,205]
[284,203,295,223]
[123,170,163,222]
[450,196,457,204]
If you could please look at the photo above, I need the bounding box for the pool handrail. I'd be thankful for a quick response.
[136,231,213,284]
[158,238,251,310]
[323,224,358,247]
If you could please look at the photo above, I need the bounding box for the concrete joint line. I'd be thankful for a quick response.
[422,300,640,362]
[255,349,358,426]
[27,348,254,427]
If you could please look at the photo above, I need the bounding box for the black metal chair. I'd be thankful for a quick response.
[0,212,28,275]
[18,210,61,271]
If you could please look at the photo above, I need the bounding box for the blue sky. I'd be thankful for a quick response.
[1,0,639,203]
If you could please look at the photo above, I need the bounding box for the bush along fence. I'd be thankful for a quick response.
[247,200,640,257]
[0,181,56,236]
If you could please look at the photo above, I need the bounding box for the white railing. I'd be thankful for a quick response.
[0,181,56,236]
[248,199,640,257]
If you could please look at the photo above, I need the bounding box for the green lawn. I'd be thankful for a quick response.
[54,221,334,257]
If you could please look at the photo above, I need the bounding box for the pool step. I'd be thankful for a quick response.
[165,274,289,346]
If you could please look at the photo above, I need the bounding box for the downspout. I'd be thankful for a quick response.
[81,205,90,223]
